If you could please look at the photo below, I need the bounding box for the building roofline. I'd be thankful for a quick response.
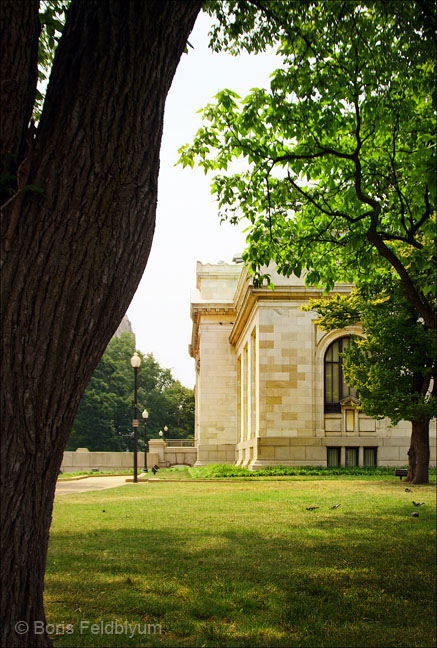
[229,282,354,346]
[190,260,355,353]
[195,261,242,290]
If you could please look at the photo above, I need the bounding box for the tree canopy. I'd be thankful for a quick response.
[180,0,436,331]
[67,333,194,451]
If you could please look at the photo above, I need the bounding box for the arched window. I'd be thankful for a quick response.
[324,337,358,413]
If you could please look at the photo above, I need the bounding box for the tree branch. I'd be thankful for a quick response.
[389,110,412,236]
[274,146,354,166]
[245,0,315,56]
[367,224,436,330]
[286,170,369,223]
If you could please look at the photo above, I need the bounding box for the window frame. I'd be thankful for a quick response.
[324,336,357,413]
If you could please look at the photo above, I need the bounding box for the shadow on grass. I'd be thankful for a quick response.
[46,501,436,648]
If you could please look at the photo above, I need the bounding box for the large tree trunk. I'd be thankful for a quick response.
[406,419,430,484]
[0,0,40,179]
[0,1,202,646]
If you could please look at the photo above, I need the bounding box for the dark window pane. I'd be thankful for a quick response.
[364,447,377,466]
[327,447,340,467]
[332,363,339,402]
[345,447,358,466]
[325,364,333,402]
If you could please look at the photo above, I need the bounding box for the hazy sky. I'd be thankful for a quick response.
[127,12,278,388]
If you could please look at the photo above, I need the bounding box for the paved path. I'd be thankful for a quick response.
[55,475,130,495]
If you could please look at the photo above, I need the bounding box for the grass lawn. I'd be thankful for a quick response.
[47,478,436,647]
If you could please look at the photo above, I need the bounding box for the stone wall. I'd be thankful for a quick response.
[60,441,197,473]
[61,449,136,473]
[190,262,241,466]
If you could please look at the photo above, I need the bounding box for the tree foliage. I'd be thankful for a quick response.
[35,1,69,121]
[180,0,436,331]
[67,332,194,451]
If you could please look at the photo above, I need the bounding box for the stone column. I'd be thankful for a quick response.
[340,446,346,467]
[148,439,167,468]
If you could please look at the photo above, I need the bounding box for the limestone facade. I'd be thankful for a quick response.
[189,262,436,469]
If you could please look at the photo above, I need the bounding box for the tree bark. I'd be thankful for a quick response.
[406,443,416,483]
[0,0,40,180]
[0,1,202,646]
[406,419,430,484]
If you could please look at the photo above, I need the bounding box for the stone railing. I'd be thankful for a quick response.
[148,439,197,468]
[165,438,195,447]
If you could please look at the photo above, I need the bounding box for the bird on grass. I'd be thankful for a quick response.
[330,504,341,509]
[411,512,419,517]
[306,506,319,511]
[405,488,412,492]
[412,501,424,507]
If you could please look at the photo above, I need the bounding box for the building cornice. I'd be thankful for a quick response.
[229,281,354,346]
[189,301,236,358]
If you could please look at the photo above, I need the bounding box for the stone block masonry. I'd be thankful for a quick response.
[189,262,436,469]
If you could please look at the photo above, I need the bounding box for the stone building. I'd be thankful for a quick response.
[114,314,134,338]
[189,261,436,469]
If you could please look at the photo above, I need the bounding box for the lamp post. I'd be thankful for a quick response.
[130,351,141,483]
[163,425,168,438]
[142,408,149,471]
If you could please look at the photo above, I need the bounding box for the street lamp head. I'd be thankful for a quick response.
[163,425,168,433]
[130,352,141,369]
[158,430,163,437]
[142,409,149,420]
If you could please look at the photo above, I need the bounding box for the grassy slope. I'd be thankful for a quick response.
[47,478,436,647]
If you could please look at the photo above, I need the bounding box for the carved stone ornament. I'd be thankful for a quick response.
[339,396,361,409]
